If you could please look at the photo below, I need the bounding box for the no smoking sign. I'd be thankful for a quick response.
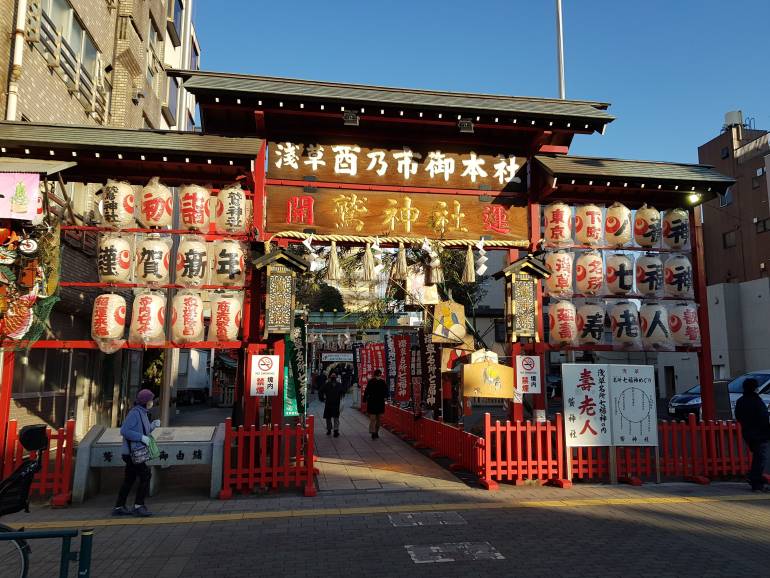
[250,354,280,397]
[515,355,541,394]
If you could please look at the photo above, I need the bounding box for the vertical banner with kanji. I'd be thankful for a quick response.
[562,364,611,447]
[609,365,657,446]
[385,334,397,397]
[393,335,411,402]
[370,343,386,376]
[352,343,363,385]
[420,329,439,414]
[411,346,423,407]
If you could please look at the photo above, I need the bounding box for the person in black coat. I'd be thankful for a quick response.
[320,373,346,437]
[363,369,388,440]
[734,378,770,491]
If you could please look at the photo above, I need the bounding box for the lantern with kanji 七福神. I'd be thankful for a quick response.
[662,208,690,250]
[175,236,208,287]
[128,291,166,345]
[97,234,132,283]
[179,184,211,232]
[100,180,135,229]
[606,253,634,295]
[215,183,248,233]
[91,294,126,341]
[605,202,632,247]
[635,254,663,297]
[208,293,242,342]
[544,250,573,297]
[548,300,577,346]
[543,202,572,246]
[575,203,604,246]
[137,177,173,228]
[664,254,693,299]
[640,302,671,350]
[634,204,661,248]
[575,251,604,295]
[610,301,641,349]
[669,302,700,347]
[211,240,245,286]
[576,302,605,346]
[134,234,171,286]
[171,291,205,343]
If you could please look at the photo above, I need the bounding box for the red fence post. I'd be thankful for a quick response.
[304,415,317,497]
[219,418,233,499]
[479,413,498,490]
[51,420,75,507]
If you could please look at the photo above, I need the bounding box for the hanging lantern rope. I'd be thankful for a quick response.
[268,230,528,248]
[325,240,341,281]
[362,242,376,282]
[392,242,408,280]
[462,245,476,284]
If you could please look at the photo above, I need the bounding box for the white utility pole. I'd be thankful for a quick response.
[556,0,566,99]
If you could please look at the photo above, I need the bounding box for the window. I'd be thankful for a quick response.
[756,218,770,234]
[162,76,179,125]
[752,176,761,189]
[190,42,200,71]
[146,21,161,95]
[722,230,737,248]
[186,112,195,132]
[719,187,733,208]
[720,146,730,159]
[167,0,183,47]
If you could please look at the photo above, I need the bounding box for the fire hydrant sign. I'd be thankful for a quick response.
[250,355,280,396]
[515,355,541,394]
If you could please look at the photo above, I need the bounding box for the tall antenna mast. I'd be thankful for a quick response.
[556,0,566,99]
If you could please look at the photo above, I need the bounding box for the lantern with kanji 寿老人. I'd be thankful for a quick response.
[605,202,632,247]
[576,302,605,345]
[171,291,205,343]
[100,180,135,229]
[635,254,663,297]
[128,291,166,345]
[208,293,242,342]
[610,301,641,349]
[137,177,173,228]
[175,236,208,287]
[640,302,671,350]
[575,251,603,295]
[97,234,132,283]
[575,203,604,245]
[135,234,171,286]
[662,208,690,250]
[664,254,693,299]
[606,253,634,295]
[669,302,700,347]
[544,250,574,297]
[211,240,245,286]
[215,183,248,233]
[543,202,572,246]
[549,300,577,346]
[179,184,211,232]
[634,204,661,248]
[91,293,126,341]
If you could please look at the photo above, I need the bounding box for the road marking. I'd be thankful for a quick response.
[405,542,504,564]
[19,493,770,530]
[389,512,467,527]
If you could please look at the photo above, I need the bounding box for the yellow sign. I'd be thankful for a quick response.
[461,362,514,399]
[432,300,467,344]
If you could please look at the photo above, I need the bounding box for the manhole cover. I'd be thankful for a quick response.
[389,511,467,527]
[405,542,505,564]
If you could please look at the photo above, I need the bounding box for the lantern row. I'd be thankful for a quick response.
[543,202,690,250]
[549,299,700,350]
[97,234,247,287]
[91,291,243,352]
[99,179,250,233]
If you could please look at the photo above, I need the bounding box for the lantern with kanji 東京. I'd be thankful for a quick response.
[138,177,173,228]
[208,293,242,342]
[100,180,135,229]
[171,291,205,343]
[634,204,661,248]
[215,183,248,233]
[543,202,572,246]
[544,250,573,297]
[91,294,126,340]
[606,253,634,295]
[134,235,171,286]
[610,301,641,348]
[179,184,211,232]
[549,300,577,346]
[575,203,603,245]
[605,202,632,247]
[640,302,671,350]
[575,251,603,295]
[211,240,245,286]
[97,234,132,283]
[128,291,166,345]
[175,236,208,287]
[662,208,690,249]
[576,302,605,345]
[669,302,700,346]
[664,254,693,298]
[635,254,663,297]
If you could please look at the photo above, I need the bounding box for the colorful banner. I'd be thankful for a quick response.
[370,342,386,376]
[393,335,411,401]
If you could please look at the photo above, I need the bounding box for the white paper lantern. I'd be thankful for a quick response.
[635,254,663,296]
[129,292,166,344]
[175,237,209,287]
[544,251,574,297]
[549,300,577,346]
[664,254,693,298]
[97,235,132,283]
[135,235,171,286]
[605,202,632,247]
[138,178,173,228]
[662,208,690,249]
[101,180,135,229]
[543,202,572,245]
[610,301,641,347]
[575,251,604,295]
[640,302,671,349]
[634,204,661,247]
[669,302,700,347]
[576,302,605,345]
[215,184,248,233]
[91,294,126,340]
[575,204,603,245]
[179,184,211,232]
[606,253,634,295]
[171,292,205,343]
[211,240,246,286]
[208,294,243,341]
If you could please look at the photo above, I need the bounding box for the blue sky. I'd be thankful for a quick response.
[194,0,768,164]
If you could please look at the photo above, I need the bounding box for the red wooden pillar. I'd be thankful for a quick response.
[0,351,15,461]
[529,202,547,417]
[506,249,524,422]
[691,206,715,420]
[271,337,286,426]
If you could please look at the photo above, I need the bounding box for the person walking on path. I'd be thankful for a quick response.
[321,373,346,437]
[364,369,388,440]
[315,370,327,399]
[113,389,161,517]
[735,378,770,492]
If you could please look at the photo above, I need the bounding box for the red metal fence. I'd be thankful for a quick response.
[2,419,76,507]
[219,416,316,498]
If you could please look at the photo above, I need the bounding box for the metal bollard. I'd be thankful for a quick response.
[77,529,94,577]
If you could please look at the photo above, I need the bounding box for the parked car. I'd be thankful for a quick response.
[667,371,770,419]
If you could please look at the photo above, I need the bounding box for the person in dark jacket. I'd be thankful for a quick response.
[364,369,388,440]
[316,371,327,398]
[321,373,346,437]
[734,378,770,492]
[113,389,161,517]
